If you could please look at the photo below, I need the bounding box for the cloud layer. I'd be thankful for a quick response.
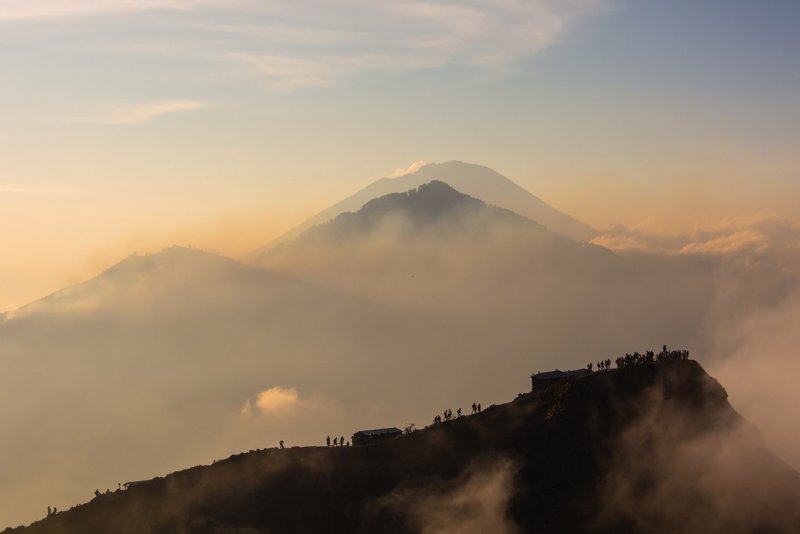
[1,1,606,90]
[592,216,800,261]
[69,100,210,125]
[0,0,216,20]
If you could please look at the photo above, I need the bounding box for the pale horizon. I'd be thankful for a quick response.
[4,157,798,312]
[3,0,799,311]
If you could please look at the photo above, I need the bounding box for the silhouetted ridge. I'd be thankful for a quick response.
[11,360,800,534]
[4,247,271,318]
[101,246,241,277]
[298,180,533,242]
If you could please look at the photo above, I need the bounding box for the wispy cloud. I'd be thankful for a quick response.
[591,215,800,261]
[388,160,429,178]
[210,1,606,89]
[2,1,608,91]
[69,100,211,125]
[0,0,218,21]
[240,386,322,418]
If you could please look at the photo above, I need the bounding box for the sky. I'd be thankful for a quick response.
[2,0,800,311]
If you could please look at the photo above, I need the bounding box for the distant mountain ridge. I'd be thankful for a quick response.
[295,180,536,243]
[3,246,256,318]
[245,161,596,261]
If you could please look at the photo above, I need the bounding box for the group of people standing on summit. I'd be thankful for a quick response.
[326,435,349,447]
[432,402,481,425]
[589,345,690,373]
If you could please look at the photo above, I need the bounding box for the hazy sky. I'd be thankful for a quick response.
[2,0,799,311]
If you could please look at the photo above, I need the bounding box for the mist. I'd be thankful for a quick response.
[0,184,798,528]
[595,365,800,533]
[374,457,520,534]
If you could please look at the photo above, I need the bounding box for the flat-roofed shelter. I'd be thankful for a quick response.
[352,427,402,446]
[531,368,588,391]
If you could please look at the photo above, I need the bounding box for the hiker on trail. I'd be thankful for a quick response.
[94,489,100,498]
[478,403,481,412]
[47,506,51,516]
[279,440,285,449]
[472,403,477,414]
[340,436,344,446]
[457,408,462,418]
[588,362,593,373]
[333,437,338,446]
[326,435,331,447]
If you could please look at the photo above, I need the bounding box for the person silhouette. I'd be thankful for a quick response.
[340,436,344,446]
[478,403,481,412]
[279,440,285,449]
[333,437,338,446]
[326,435,331,447]
[47,506,51,516]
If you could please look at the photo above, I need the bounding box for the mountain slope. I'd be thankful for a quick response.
[245,161,596,261]
[4,246,257,319]
[254,180,618,319]
[0,247,463,528]
[11,360,800,534]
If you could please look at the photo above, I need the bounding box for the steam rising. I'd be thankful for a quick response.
[375,458,520,534]
[596,373,800,533]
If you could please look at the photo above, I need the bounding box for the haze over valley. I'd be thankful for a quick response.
[2,1,799,531]
[1,162,799,528]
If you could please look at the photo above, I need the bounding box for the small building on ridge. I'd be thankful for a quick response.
[531,369,588,391]
[352,427,403,446]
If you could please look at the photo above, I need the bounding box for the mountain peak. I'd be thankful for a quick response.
[296,180,530,243]
[5,247,245,318]
[359,179,485,219]
[245,161,596,262]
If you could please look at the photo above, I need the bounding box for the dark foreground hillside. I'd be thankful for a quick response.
[9,361,800,534]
